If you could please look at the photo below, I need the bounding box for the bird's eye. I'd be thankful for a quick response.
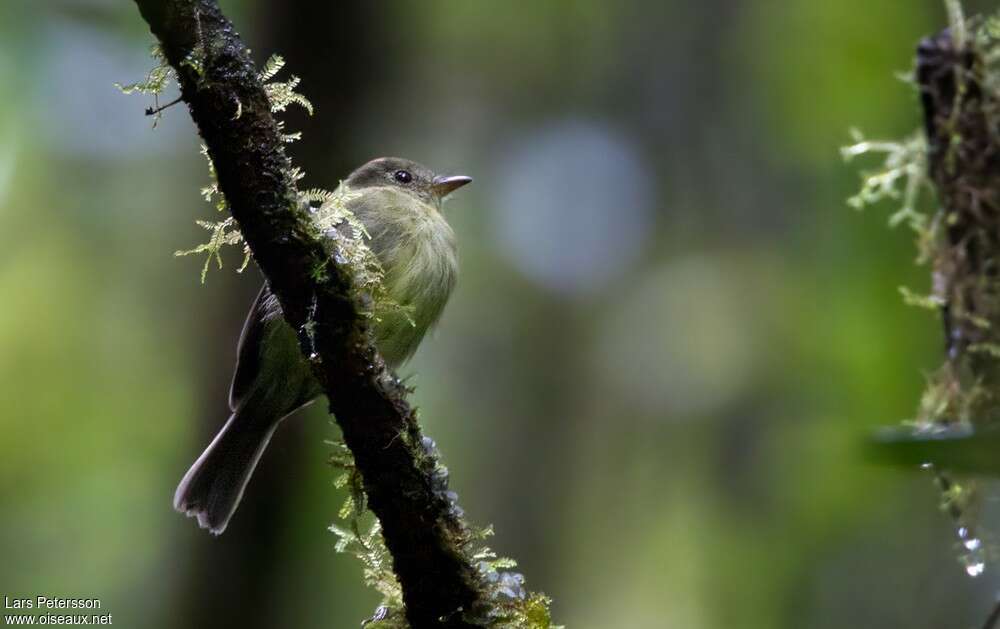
[393,170,413,184]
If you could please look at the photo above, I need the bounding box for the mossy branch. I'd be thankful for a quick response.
[129,2,539,627]
[906,9,1000,448]
[846,1,1000,584]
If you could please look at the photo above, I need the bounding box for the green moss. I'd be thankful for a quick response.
[841,129,929,235]
[259,54,314,116]
[115,45,175,127]
[116,45,173,96]
[173,216,249,283]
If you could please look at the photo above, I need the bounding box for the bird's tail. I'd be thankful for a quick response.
[173,405,278,535]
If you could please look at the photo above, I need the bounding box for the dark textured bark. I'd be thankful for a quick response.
[917,30,1000,409]
[131,1,485,626]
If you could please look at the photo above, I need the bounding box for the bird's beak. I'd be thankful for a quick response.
[431,175,472,198]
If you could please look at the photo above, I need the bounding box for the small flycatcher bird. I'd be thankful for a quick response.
[174,157,471,534]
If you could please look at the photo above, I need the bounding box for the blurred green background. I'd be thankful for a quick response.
[1,1,997,627]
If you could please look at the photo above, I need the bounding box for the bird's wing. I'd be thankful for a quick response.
[228,284,271,411]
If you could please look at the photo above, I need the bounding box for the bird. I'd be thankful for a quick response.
[174,157,471,534]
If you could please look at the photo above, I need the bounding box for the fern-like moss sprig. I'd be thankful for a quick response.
[115,45,177,127]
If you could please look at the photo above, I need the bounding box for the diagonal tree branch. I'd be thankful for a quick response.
[131,1,488,626]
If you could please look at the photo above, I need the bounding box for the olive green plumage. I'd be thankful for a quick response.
[175,157,470,534]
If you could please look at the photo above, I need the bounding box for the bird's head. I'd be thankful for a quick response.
[343,157,472,207]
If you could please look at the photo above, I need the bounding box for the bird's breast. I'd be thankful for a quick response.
[347,188,458,365]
